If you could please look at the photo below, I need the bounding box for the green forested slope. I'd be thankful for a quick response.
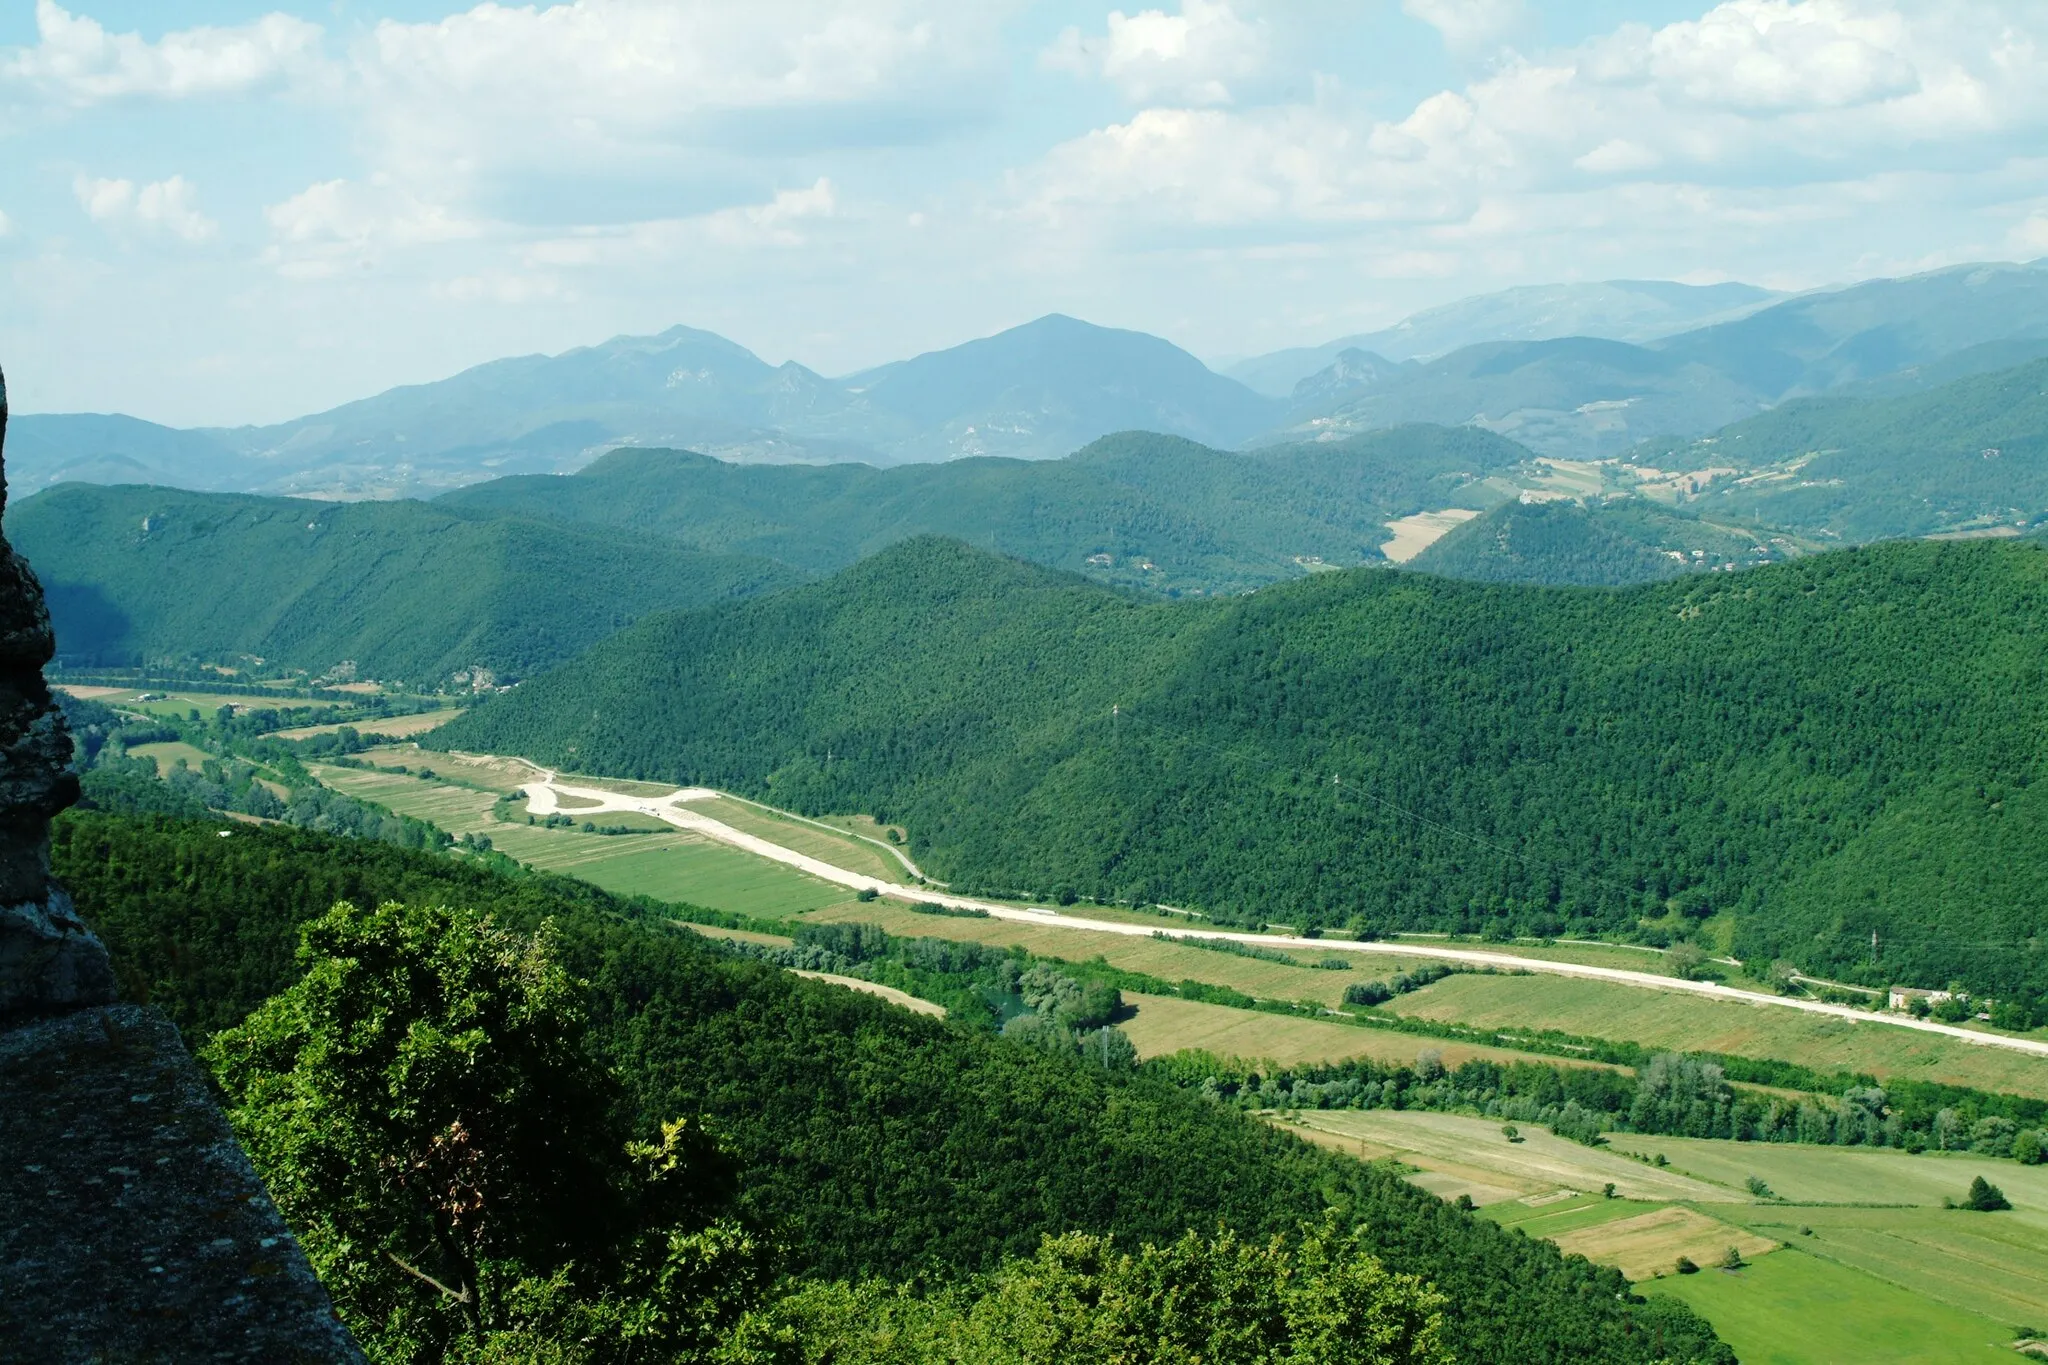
[434,536,2048,998]
[1409,499,1774,586]
[10,482,798,683]
[437,425,1526,593]
[54,810,1726,1363]
[1647,356,2048,540]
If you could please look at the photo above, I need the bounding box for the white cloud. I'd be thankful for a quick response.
[1585,0,1918,113]
[702,177,838,245]
[0,208,12,238]
[262,179,482,279]
[4,0,325,105]
[1402,0,1529,58]
[1019,0,2048,235]
[74,174,218,242]
[1044,0,1267,106]
[353,0,1004,190]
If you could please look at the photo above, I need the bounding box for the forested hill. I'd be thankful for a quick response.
[1645,354,2048,541]
[1409,499,1776,586]
[10,482,798,685]
[57,810,1727,1362]
[436,425,1528,594]
[434,535,2048,999]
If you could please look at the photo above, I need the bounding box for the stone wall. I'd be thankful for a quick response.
[0,364,366,1363]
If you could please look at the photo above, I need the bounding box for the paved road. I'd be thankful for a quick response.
[521,778,2048,1062]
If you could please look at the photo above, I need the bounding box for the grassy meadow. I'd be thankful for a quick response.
[1645,1249,2020,1365]
[1385,971,2048,1099]
[127,740,216,774]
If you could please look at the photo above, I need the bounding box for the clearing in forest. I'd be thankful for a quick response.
[1378,508,1482,563]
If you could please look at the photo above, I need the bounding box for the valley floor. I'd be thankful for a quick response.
[304,746,2048,1361]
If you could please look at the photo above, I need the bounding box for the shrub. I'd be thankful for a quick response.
[1964,1177,2012,1212]
[1745,1176,1775,1200]
[1674,1256,1698,1275]
[1721,1246,1745,1270]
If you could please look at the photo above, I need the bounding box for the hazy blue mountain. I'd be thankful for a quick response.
[1268,335,1765,459]
[1227,280,1780,396]
[4,413,251,494]
[1272,260,2048,458]
[842,314,1281,461]
[205,325,890,497]
[1654,259,2048,396]
[22,316,1279,497]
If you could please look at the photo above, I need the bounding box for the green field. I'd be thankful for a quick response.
[314,765,857,919]
[1645,1248,2019,1365]
[127,740,215,774]
[1386,971,2048,1099]
[686,796,907,882]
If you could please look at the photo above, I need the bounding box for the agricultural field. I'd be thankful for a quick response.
[804,900,1442,1007]
[313,764,858,920]
[1115,994,1611,1072]
[272,708,461,740]
[683,796,907,882]
[1273,1107,2048,1361]
[1276,1109,1731,1205]
[125,740,215,774]
[1646,1248,2020,1365]
[1380,933,1715,979]
[1385,971,2048,1099]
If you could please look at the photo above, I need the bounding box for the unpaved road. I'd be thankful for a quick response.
[519,778,2048,1062]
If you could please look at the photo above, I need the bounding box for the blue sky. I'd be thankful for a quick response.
[2,0,2045,425]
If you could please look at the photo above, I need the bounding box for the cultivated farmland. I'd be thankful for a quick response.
[1386,971,2048,1098]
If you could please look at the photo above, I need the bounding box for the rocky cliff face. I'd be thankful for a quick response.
[0,366,115,1017]
[0,364,364,1361]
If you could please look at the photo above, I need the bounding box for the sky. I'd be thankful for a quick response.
[2,0,2047,426]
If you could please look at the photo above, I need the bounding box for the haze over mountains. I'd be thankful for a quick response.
[18,260,2048,500]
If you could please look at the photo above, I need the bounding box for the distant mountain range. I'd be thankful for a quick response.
[1260,260,2048,459]
[1223,280,1782,396]
[16,259,2048,497]
[10,316,1281,499]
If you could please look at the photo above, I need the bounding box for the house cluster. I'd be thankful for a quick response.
[1887,985,1955,1011]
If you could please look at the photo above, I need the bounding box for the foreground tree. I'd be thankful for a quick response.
[720,1220,1450,1364]
[207,900,759,1363]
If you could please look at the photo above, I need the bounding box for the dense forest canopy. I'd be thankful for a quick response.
[54,809,1728,1363]
[9,482,798,684]
[437,425,1529,594]
[434,535,2048,998]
